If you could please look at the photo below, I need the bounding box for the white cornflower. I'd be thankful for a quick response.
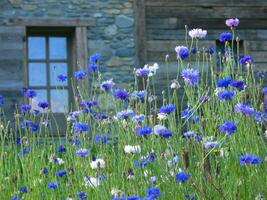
[157,112,168,120]
[90,158,105,169]
[124,145,141,154]
[189,28,207,39]
[170,79,180,89]
[144,63,159,76]
[84,176,100,188]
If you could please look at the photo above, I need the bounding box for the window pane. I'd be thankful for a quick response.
[49,37,67,59]
[31,89,47,112]
[50,62,68,86]
[28,63,47,86]
[51,89,68,112]
[28,37,46,59]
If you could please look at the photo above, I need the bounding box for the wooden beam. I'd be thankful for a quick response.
[135,0,147,67]
[75,27,88,69]
[4,17,96,27]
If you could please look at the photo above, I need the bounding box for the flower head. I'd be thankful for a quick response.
[225,18,239,27]
[219,121,237,135]
[240,154,261,165]
[124,145,141,154]
[183,131,195,138]
[217,77,232,87]
[176,171,190,183]
[89,53,101,64]
[230,80,245,91]
[204,141,220,149]
[146,186,161,199]
[0,95,4,106]
[181,68,200,86]
[25,89,37,98]
[240,55,254,65]
[74,70,86,79]
[38,101,49,109]
[234,103,254,115]
[116,109,135,119]
[144,63,159,76]
[20,104,31,112]
[101,79,115,91]
[73,122,89,132]
[189,28,207,39]
[56,169,67,177]
[57,74,67,82]
[135,68,150,77]
[77,191,87,200]
[153,125,173,138]
[135,125,152,136]
[159,104,176,114]
[175,46,189,59]
[219,32,232,42]
[217,89,236,100]
[90,158,105,169]
[76,148,89,157]
[114,89,129,100]
[19,186,27,193]
[132,114,145,123]
[48,182,59,189]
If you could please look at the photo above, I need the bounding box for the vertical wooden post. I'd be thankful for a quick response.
[135,0,147,67]
[75,27,88,69]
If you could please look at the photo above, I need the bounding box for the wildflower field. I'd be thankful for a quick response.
[1,18,267,200]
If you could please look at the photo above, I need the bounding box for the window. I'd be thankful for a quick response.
[26,28,73,113]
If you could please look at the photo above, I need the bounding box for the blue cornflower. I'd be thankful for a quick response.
[153,125,173,138]
[25,89,37,98]
[256,71,266,79]
[132,114,145,123]
[135,68,150,77]
[0,95,3,106]
[77,191,87,200]
[48,182,59,189]
[219,121,237,135]
[114,89,129,100]
[191,47,197,54]
[206,47,215,55]
[240,55,253,65]
[204,141,220,149]
[217,76,232,87]
[183,131,195,138]
[262,87,267,95]
[230,80,245,91]
[254,111,262,122]
[57,74,67,82]
[176,171,190,183]
[234,103,255,115]
[159,104,176,114]
[240,154,261,165]
[116,109,135,119]
[18,146,30,157]
[181,68,200,86]
[89,53,101,64]
[135,125,152,136]
[73,122,89,132]
[20,104,31,112]
[146,186,160,199]
[80,99,97,108]
[74,70,86,79]
[76,148,89,157]
[88,64,99,72]
[181,108,193,119]
[56,169,67,177]
[219,32,232,42]
[29,123,39,132]
[57,144,66,153]
[94,133,107,144]
[101,79,115,91]
[94,112,109,120]
[133,159,148,167]
[18,186,27,193]
[150,176,157,183]
[41,168,49,174]
[10,195,20,200]
[175,46,189,59]
[218,89,235,100]
[131,90,146,103]
[38,101,49,109]
[128,195,140,200]
[184,194,196,200]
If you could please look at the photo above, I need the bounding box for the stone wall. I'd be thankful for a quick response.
[0,0,136,86]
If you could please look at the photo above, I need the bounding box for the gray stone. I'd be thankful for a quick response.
[115,15,134,28]
[8,0,21,6]
[106,56,134,67]
[89,40,113,61]
[104,24,118,37]
[93,13,103,18]
[21,4,37,11]
[115,48,135,57]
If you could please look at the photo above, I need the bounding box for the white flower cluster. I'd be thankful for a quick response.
[144,63,159,77]
[189,28,207,39]
[90,158,105,169]
[124,145,141,154]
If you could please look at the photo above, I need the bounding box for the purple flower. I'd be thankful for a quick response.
[146,186,160,199]
[219,32,232,42]
[48,182,59,189]
[217,77,232,87]
[135,125,152,136]
[18,186,27,193]
[153,125,173,138]
[89,53,101,64]
[176,171,190,183]
[73,122,89,132]
[132,114,145,123]
[74,70,86,79]
[256,71,266,78]
[25,89,37,98]
[88,64,98,72]
[240,55,253,65]
[56,169,67,177]
[219,121,237,135]
[234,103,254,115]
[114,89,129,100]
[77,191,87,200]
[57,144,66,153]
[225,18,239,27]
[57,74,67,82]
[184,194,196,200]
[183,131,195,137]
[11,195,21,200]
[181,68,200,86]
[41,168,49,174]
[230,80,245,91]
[262,87,267,95]
[135,68,150,77]
[206,47,215,55]
[218,89,236,100]
[204,141,220,149]
[159,104,176,114]
[175,46,189,59]
[116,109,135,119]
[101,79,115,91]
[38,101,49,109]
[0,95,3,106]
[191,47,197,54]
[76,148,89,157]
[240,154,261,165]
[20,104,31,112]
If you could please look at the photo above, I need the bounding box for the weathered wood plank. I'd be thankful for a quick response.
[248,41,267,51]
[145,0,267,7]
[135,0,147,67]
[250,52,267,62]
[75,27,88,68]
[4,17,96,27]
[146,6,267,19]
